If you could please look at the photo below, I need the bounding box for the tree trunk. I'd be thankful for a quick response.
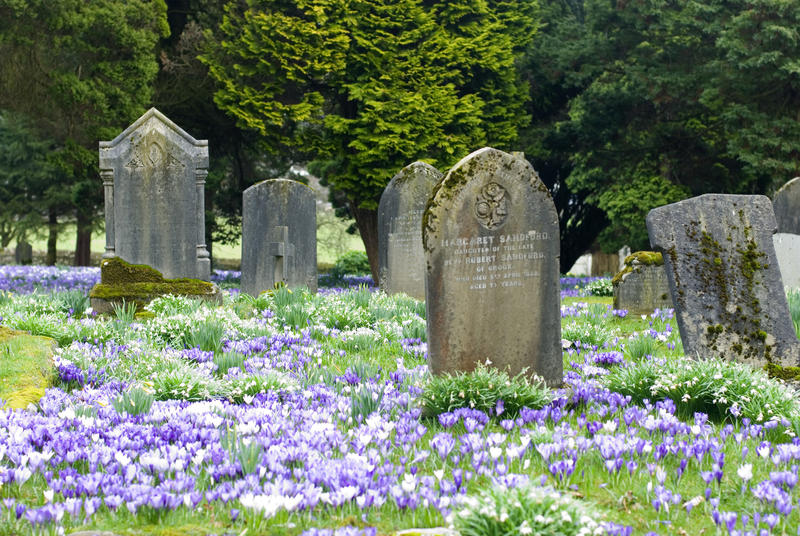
[350,203,379,284]
[46,209,58,266]
[74,211,92,266]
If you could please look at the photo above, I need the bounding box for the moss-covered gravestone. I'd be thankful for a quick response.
[612,251,672,315]
[423,147,562,386]
[99,108,211,280]
[647,194,800,367]
[89,257,222,314]
[241,179,317,296]
[378,162,443,300]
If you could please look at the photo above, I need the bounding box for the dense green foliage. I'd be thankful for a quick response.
[0,0,169,263]
[202,0,538,276]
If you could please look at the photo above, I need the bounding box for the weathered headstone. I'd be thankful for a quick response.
[241,179,317,295]
[423,147,562,386]
[612,251,672,315]
[14,241,32,265]
[99,108,210,280]
[773,233,800,289]
[378,162,443,299]
[772,177,800,234]
[647,194,800,367]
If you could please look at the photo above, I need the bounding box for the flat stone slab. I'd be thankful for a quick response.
[89,257,222,314]
[612,251,673,315]
[378,161,442,300]
[423,147,562,386]
[647,194,800,367]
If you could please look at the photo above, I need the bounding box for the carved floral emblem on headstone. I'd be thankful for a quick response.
[474,182,508,230]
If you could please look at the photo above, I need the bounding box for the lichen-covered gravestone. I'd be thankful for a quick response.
[378,162,443,300]
[773,233,800,289]
[772,177,800,234]
[423,147,562,386]
[647,194,800,367]
[99,108,210,280]
[241,179,317,296]
[612,251,672,315]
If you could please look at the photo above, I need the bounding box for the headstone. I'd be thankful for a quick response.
[99,108,210,280]
[618,245,631,271]
[568,253,592,276]
[14,241,32,265]
[423,147,562,386]
[612,251,672,315]
[378,162,443,299]
[773,233,800,289]
[772,177,800,234]
[647,194,800,367]
[241,179,317,295]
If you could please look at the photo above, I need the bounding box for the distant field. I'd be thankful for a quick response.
[18,214,365,267]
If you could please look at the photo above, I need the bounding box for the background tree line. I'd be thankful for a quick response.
[1,0,798,276]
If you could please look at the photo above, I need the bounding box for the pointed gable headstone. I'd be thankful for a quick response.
[378,162,443,300]
[423,147,562,386]
[99,108,210,280]
[647,194,800,367]
[241,179,316,295]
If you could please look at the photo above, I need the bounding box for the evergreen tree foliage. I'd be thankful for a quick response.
[0,0,169,264]
[203,0,537,278]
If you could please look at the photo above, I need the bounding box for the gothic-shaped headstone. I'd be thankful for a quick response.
[241,179,316,295]
[423,147,562,386]
[647,194,800,367]
[772,177,800,234]
[99,108,210,280]
[378,162,442,300]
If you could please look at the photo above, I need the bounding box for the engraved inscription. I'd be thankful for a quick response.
[475,182,508,230]
[441,229,550,291]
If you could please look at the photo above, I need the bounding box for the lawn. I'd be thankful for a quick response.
[0,267,798,536]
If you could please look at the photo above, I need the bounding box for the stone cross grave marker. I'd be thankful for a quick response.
[241,179,316,295]
[378,161,443,300]
[99,108,210,280]
[772,177,800,234]
[423,147,562,386]
[647,194,800,367]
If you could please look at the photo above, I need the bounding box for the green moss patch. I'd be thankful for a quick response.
[100,256,164,285]
[612,251,664,285]
[0,327,56,410]
[764,362,800,382]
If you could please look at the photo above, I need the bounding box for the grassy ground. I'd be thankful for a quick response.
[18,215,365,267]
[0,327,55,409]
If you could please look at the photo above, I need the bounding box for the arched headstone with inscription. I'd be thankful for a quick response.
[99,108,210,280]
[378,162,443,300]
[647,194,800,367]
[423,147,562,386]
[241,179,317,296]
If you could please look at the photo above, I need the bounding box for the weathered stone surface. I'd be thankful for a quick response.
[647,194,800,367]
[378,162,443,300]
[14,241,32,265]
[773,233,800,289]
[423,147,562,386]
[612,251,672,315]
[241,179,317,296]
[618,245,631,271]
[99,108,210,280]
[89,257,221,314]
[772,177,800,234]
